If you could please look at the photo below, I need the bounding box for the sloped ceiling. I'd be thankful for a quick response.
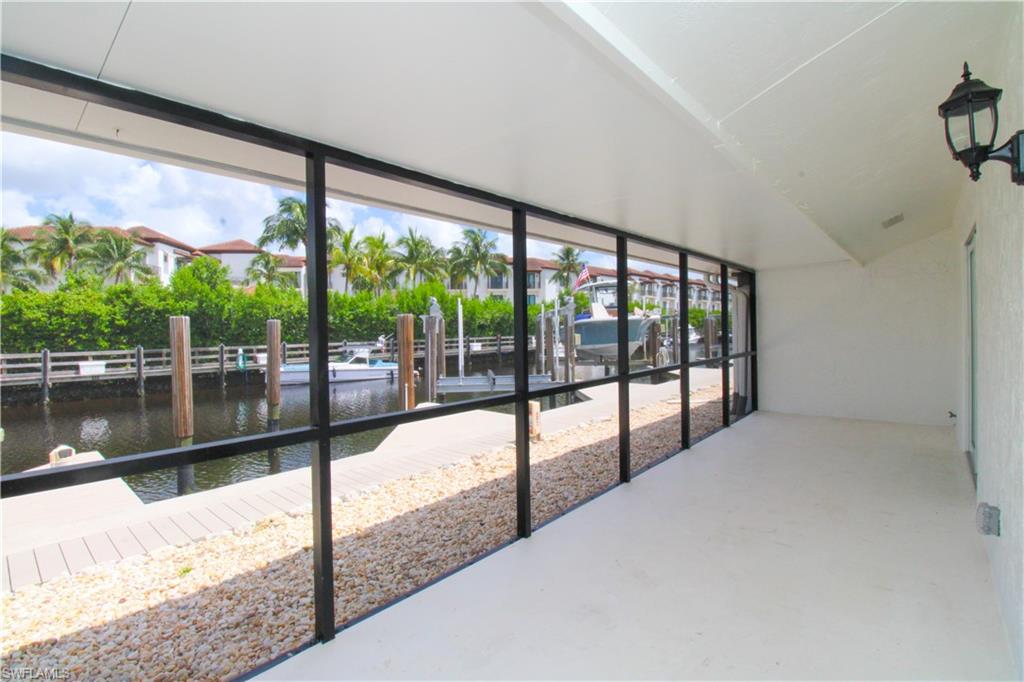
[564,1,1021,263]
[3,2,1015,268]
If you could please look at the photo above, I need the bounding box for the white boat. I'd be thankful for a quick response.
[278,349,400,384]
[569,283,656,361]
[688,324,701,344]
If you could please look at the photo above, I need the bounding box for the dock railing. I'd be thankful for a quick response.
[0,335,534,389]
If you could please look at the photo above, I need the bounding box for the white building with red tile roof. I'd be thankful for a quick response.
[6,224,197,287]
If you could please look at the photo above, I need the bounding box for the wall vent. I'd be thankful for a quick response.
[881,213,905,229]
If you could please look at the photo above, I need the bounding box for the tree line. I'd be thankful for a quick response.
[0,256,593,354]
[0,200,588,295]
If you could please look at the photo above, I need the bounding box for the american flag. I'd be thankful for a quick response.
[573,264,591,291]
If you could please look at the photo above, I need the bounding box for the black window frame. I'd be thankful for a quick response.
[0,53,758,654]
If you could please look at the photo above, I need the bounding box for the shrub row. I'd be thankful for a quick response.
[0,257,609,353]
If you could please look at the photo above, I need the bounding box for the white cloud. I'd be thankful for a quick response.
[1,189,41,226]
[2,132,674,274]
[2,132,282,249]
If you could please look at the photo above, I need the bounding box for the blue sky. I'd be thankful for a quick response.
[1,131,680,275]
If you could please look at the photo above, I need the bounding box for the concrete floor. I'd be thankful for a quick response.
[259,412,1016,680]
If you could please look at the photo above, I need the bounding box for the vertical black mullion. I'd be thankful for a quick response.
[616,236,630,482]
[749,270,758,412]
[720,263,730,427]
[680,252,690,449]
[512,207,531,538]
[306,150,335,641]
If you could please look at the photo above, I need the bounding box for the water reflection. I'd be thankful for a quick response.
[1,357,580,502]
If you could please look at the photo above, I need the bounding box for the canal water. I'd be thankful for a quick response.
[0,357,583,502]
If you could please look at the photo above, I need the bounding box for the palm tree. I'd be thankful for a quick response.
[29,211,95,277]
[80,233,153,284]
[451,228,507,297]
[395,227,447,285]
[353,233,399,296]
[445,244,474,291]
[0,228,44,293]
[553,245,584,288]
[257,197,342,251]
[327,227,362,294]
[244,251,290,286]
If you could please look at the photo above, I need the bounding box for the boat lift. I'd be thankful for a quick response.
[437,298,562,395]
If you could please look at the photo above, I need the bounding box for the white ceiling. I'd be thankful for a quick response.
[562,1,1021,263]
[2,2,1018,268]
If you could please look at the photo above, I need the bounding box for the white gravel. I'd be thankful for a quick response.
[1,388,725,681]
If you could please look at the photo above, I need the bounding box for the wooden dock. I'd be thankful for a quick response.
[0,374,697,592]
[0,336,533,391]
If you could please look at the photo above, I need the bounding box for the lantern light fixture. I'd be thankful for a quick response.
[938,62,1022,185]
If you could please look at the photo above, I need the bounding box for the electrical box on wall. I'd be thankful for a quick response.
[977,503,1001,536]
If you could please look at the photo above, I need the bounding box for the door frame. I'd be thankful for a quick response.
[965,226,978,487]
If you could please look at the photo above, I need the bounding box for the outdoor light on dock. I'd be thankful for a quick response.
[938,62,1023,185]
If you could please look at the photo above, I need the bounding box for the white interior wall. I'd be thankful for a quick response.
[757,227,960,426]
[951,6,1024,671]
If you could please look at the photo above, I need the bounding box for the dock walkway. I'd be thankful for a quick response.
[1,373,691,591]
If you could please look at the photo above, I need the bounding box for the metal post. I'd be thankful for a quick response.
[281,341,288,365]
[40,348,50,404]
[267,319,282,474]
[436,316,446,380]
[565,301,575,383]
[552,299,560,381]
[218,343,226,388]
[536,305,546,375]
[670,313,679,365]
[423,313,438,403]
[512,207,531,538]
[135,345,145,397]
[169,316,195,495]
[616,236,630,482]
[457,298,465,382]
[720,263,731,427]
[680,253,690,450]
[306,150,335,641]
[545,311,556,381]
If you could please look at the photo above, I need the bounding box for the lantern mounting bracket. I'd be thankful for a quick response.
[986,130,1023,186]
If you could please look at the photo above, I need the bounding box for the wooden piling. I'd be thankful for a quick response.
[528,400,542,441]
[135,345,145,396]
[169,316,195,494]
[397,314,415,410]
[40,348,50,404]
[670,315,680,364]
[647,319,662,366]
[266,319,282,473]
[703,317,716,359]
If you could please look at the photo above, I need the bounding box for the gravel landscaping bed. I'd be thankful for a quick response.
[1,388,724,680]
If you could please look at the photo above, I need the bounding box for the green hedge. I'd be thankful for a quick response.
[1,257,693,354]
[0,257,581,353]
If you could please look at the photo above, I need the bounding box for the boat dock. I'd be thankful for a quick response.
[0,335,532,393]
[0,374,698,592]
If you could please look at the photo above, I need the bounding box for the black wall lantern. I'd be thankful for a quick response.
[938,62,1022,185]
